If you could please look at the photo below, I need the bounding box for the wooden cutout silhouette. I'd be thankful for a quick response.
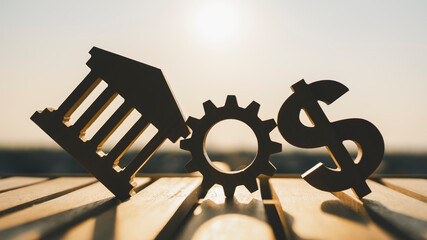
[277,79,384,199]
[31,47,190,200]
[180,95,282,198]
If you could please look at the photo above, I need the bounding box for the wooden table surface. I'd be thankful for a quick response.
[0,175,425,240]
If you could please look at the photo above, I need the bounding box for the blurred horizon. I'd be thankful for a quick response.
[1,148,426,175]
[1,0,427,153]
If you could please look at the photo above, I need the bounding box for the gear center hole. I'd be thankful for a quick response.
[204,119,258,173]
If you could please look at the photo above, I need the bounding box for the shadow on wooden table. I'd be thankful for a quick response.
[0,198,116,239]
[362,199,427,240]
[321,200,369,225]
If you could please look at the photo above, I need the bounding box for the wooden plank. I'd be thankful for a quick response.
[0,177,96,214]
[0,178,150,239]
[270,178,393,240]
[380,178,427,203]
[58,177,201,240]
[62,217,96,240]
[176,183,275,240]
[335,180,427,240]
[0,177,48,192]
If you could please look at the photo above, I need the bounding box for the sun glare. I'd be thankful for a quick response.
[195,2,238,42]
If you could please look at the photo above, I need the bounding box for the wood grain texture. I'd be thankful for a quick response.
[381,178,427,203]
[58,177,201,240]
[0,177,96,213]
[335,179,427,240]
[270,178,393,240]
[0,177,48,192]
[0,178,150,239]
[176,183,275,240]
[0,176,425,240]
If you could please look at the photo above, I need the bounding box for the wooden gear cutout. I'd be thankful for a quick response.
[180,95,282,198]
[31,47,190,201]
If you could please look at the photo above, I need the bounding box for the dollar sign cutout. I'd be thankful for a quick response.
[277,79,384,198]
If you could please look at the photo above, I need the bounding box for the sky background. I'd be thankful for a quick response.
[1,0,426,153]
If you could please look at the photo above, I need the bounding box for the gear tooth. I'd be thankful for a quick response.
[223,185,236,198]
[270,141,282,154]
[203,100,217,114]
[201,178,215,190]
[180,138,192,151]
[224,95,238,108]
[186,116,200,129]
[246,101,260,115]
[263,119,277,132]
[263,162,277,176]
[245,180,259,193]
[185,160,198,172]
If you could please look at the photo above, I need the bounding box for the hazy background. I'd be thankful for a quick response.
[0,1,426,174]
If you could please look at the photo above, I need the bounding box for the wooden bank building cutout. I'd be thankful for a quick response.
[31,47,190,200]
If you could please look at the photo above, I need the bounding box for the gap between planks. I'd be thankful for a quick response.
[334,180,427,240]
[54,177,202,240]
[174,181,276,240]
[0,176,426,240]
[0,178,151,239]
[377,178,427,203]
[0,176,50,193]
[269,178,394,240]
[0,177,96,216]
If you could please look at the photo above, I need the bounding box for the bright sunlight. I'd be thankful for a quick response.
[195,2,239,42]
